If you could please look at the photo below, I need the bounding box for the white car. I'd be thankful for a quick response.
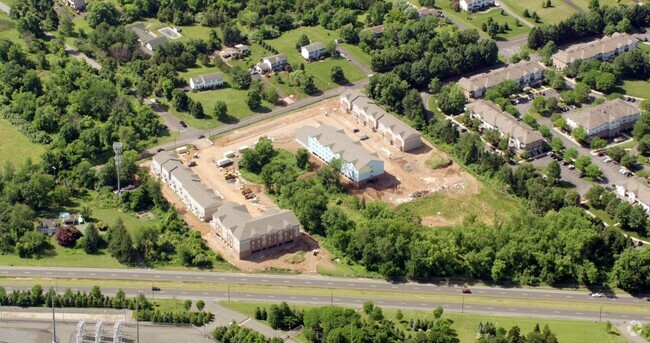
[604,158,612,163]
[591,293,605,298]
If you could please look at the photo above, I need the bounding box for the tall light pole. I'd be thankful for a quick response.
[113,142,123,195]
[52,288,57,343]
[135,291,140,343]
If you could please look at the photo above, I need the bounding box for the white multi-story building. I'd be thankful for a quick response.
[460,0,493,12]
[565,99,640,138]
[616,179,650,213]
[301,42,326,61]
[211,202,300,259]
[255,53,288,73]
[340,90,423,152]
[152,151,222,221]
[552,33,640,69]
[295,125,385,183]
[458,61,545,98]
[189,72,224,91]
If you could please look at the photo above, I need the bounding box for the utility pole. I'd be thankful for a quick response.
[599,303,603,322]
[136,291,140,343]
[113,142,123,195]
[461,296,464,314]
[51,290,57,343]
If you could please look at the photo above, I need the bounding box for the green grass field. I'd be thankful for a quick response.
[499,0,579,25]
[0,11,24,45]
[172,65,275,129]
[0,117,45,167]
[399,183,523,226]
[619,80,650,99]
[265,26,368,91]
[571,0,639,12]
[220,302,627,343]
[435,3,531,39]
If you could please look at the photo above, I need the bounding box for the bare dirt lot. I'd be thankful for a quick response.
[154,98,481,273]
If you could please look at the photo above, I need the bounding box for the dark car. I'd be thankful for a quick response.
[462,288,472,294]
[180,121,187,128]
[353,128,360,133]
[359,134,369,141]
[151,286,161,291]
[157,148,165,152]
[198,134,205,139]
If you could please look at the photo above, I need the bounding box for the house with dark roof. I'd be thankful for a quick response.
[37,219,61,235]
[152,151,223,221]
[468,100,545,155]
[565,99,640,138]
[189,72,224,91]
[295,125,385,183]
[340,90,423,151]
[130,23,169,52]
[361,25,386,38]
[211,202,300,259]
[552,33,639,69]
[67,0,85,10]
[301,42,327,61]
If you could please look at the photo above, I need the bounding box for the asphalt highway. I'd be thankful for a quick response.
[3,284,649,323]
[1,267,648,308]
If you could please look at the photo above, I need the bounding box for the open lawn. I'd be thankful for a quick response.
[571,0,639,12]
[638,43,650,53]
[265,26,368,91]
[0,11,23,45]
[619,80,650,99]
[435,3,530,39]
[172,66,275,129]
[399,183,523,226]
[499,0,579,25]
[0,237,126,269]
[220,302,627,343]
[0,117,45,167]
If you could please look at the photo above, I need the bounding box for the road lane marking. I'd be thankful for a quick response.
[89,273,95,276]
[111,274,117,277]
[522,293,528,296]
[24,272,30,274]
[327,283,333,285]
[499,292,506,295]
[544,294,550,297]
[197,276,203,279]
[268,295,274,298]
[312,298,318,300]
[262,279,268,282]
[181,292,187,294]
[176,276,182,279]
[218,278,225,280]
[246,294,251,297]
[132,274,139,277]
[290,296,296,299]
[46,272,52,275]
[154,275,160,278]
[305,281,311,284]
[566,296,573,298]
[284,281,290,283]
[68,273,74,275]
[203,292,209,295]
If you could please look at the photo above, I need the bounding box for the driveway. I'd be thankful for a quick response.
[253,74,287,98]
[336,46,372,76]
[494,1,535,28]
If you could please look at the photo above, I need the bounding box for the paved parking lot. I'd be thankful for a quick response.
[527,155,593,195]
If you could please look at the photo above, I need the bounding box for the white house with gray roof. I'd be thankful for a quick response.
[295,125,384,183]
[211,202,300,259]
[130,23,169,52]
[340,90,423,152]
[189,72,224,91]
[301,42,326,60]
[255,53,288,73]
[460,0,493,12]
[152,151,222,221]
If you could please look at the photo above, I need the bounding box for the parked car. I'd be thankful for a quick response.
[462,288,472,294]
[591,293,605,298]
[597,151,604,156]
[157,148,165,152]
[198,134,205,139]
[151,286,161,291]
[605,186,612,192]
[188,161,197,167]
[353,128,360,133]
[359,135,369,141]
[604,157,612,163]
[568,164,575,170]
[180,121,187,128]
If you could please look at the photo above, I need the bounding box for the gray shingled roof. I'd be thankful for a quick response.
[458,61,544,94]
[130,23,168,49]
[553,33,639,65]
[467,100,544,146]
[565,99,640,131]
[295,125,382,172]
[264,53,287,64]
[191,72,223,86]
[302,42,325,53]
[214,202,299,241]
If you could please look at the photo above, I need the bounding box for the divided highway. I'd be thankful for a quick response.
[1,267,648,308]
[3,284,649,323]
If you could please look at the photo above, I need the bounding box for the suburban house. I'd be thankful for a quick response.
[36,219,61,235]
[67,0,85,10]
[458,61,545,98]
[211,202,301,259]
[301,42,327,61]
[152,151,223,221]
[361,25,386,38]
[220,47,239,58]
[460,0,493,12]
[235,44,250,55]
[416,7,437,18]
[616,178,650,213]
[255,53,288,73]
[189,72,224,91]
[340,90,423,152]
[565,99,640,138]
[295,125,385,183]
[62,214,78,226]
[130,23,169,52]
[468,100,545,155]
[552,33,640,69]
